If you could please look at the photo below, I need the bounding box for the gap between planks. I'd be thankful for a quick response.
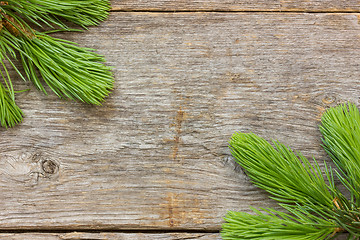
[0,229,219,234]
[110,8,360,13]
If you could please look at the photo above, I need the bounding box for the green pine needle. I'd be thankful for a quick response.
[3,0,111,29]
[0,82,23,128]
[0,28,25,127]
[320,103,360,206]
[0,0,113,127]
[229,132,335,209]
[222,207,337,240]
[17,33,113,105]
[223,103,360,239]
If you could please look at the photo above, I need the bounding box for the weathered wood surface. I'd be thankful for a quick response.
[111,0,360,12]
[0,233,219,239]
[0,233,349,240]
[0,11,359,237]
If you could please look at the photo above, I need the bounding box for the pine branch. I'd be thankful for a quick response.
[2,0,110,29]
[0,26,25,127]
[0,0,113,127]
[222,206,337,240]
[229,132,336,210]
[17,33,113,105]
[320,103,360,206]
[223,103,360,239]
[0,82,22,128]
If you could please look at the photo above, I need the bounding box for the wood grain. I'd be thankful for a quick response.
[110,0,360,12]
[0,12,359,232]
[0,233,220,239]
[0,233,349,240]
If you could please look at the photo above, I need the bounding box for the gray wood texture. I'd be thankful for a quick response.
[0,7,359,240]
[111,0,360,12]
[0,233,219,239]
[0,233,348,240]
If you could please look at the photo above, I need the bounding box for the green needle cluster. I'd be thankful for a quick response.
[222,103,360,240]
[0,0,113,128]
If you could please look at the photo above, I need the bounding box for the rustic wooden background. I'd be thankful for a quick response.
[1,0,359,239]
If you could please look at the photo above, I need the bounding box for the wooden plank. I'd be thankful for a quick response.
[0,233,220,239]
[0,233,349,240]
[0,12,359,231]
[110,0,360,12]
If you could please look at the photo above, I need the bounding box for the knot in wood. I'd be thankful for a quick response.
[41,159,58,175]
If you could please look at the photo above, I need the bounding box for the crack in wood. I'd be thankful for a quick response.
[171,107,187,162]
